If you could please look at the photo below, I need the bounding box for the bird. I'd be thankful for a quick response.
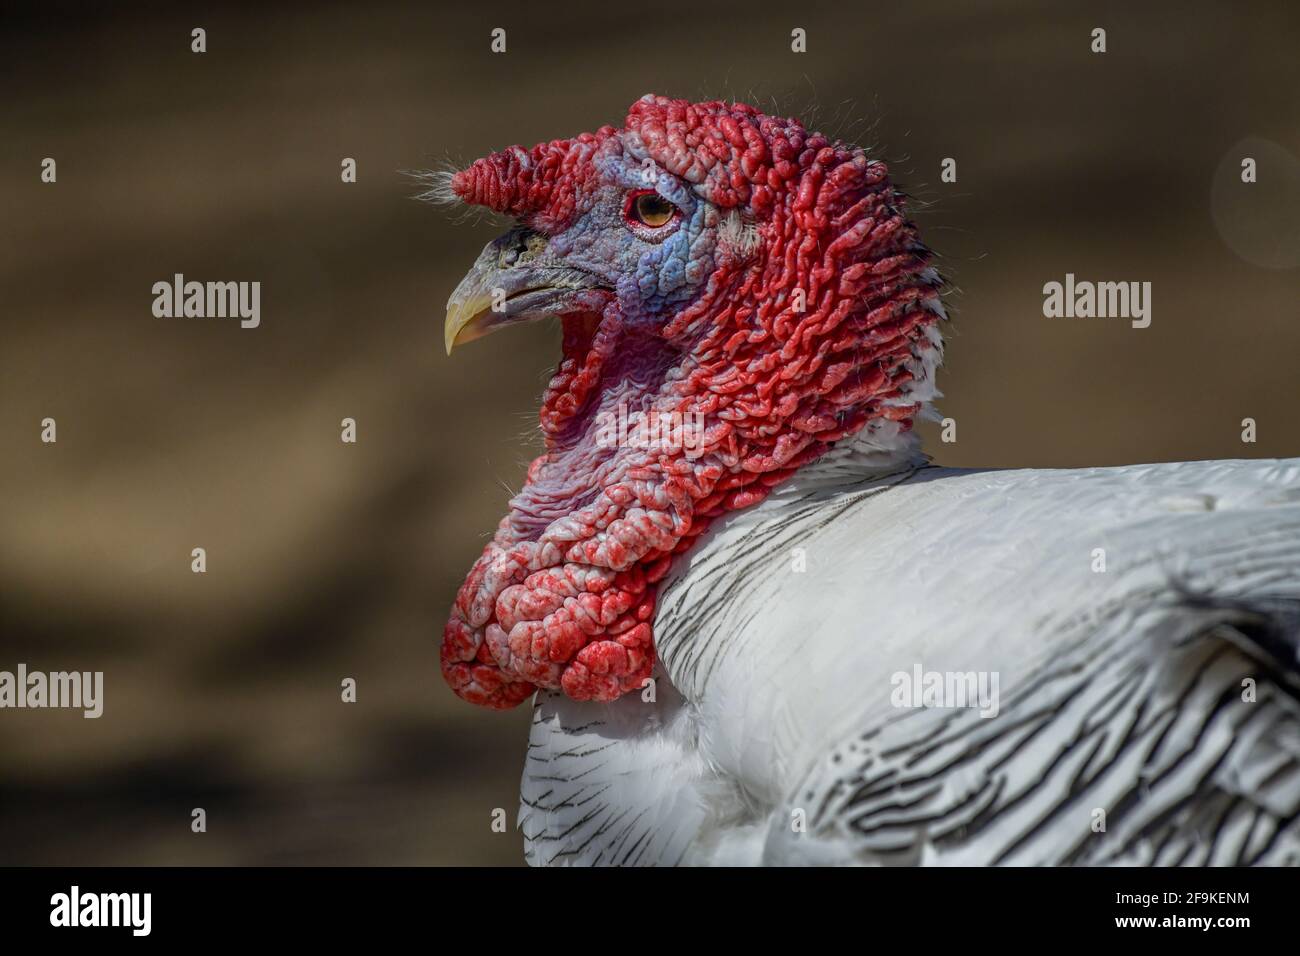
[431,94,1300,866]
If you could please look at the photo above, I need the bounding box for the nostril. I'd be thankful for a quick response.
[495,228,546,269]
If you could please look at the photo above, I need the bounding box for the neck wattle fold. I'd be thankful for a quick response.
[537,308,619,441]
[442,265,942,708]
[441,291,939,711]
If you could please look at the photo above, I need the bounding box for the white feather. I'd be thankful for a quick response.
[521,434,1300,865]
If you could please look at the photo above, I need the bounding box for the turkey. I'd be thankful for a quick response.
[431,94,1300,866]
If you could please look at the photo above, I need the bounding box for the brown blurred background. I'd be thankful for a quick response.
[0,1,1297,865]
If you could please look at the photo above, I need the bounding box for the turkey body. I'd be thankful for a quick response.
[520,436,1300,866]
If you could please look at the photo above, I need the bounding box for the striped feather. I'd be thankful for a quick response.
[520,438,1300,865]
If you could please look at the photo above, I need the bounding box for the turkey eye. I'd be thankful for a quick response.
[628,192,676,228]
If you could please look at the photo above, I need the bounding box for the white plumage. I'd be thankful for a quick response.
[519,426,1300,865]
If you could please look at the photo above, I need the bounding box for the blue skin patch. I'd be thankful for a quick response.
[540,145,722,333]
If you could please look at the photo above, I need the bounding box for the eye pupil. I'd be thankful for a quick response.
[632,193,675,228]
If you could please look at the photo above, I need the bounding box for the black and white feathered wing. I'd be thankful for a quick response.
[519,429,1300,866]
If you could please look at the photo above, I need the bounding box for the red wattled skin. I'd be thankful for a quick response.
[442,95,942,708]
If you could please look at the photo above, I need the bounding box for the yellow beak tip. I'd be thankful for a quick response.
[444,295,494,357]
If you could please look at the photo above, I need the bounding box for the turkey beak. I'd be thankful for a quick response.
[444,227,600,354]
